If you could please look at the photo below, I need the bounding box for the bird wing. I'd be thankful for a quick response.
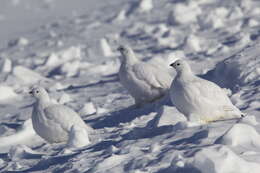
[44,105,88,132]
[133,63,172,89]
[192,77,234,107]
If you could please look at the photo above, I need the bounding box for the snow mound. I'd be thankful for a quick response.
[215,123,260,147]
[84,59,120,76]
[0,85,17,101]
[8,37,29,47]
[207,41,260,88]
[55,60,80,77]
[8,144,42,161]
[100,38,115,57]
[113,10,126,22]
[12,66,49,84]
[137,0,153,13]
[171,145,260,173]
[168,2,202,25]
[44,46,82,67]
[199,7,229,29]
[0,119,40,153]
[157,105,187,127]
[49,82,69,91]
[79,102,97,115]
[185,34,207,53]
[0,58,12,73]
[58,93,72,104]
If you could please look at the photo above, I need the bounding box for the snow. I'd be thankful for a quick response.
[11,66,49,85]
[43,46,82,67]
[138,0,153,13]
[216,123,260,147]
[182,145,260,173]
[0,85,17,101]
[0,58,12,73]
[168,1,202,25]
[0,0,259,172]
[8,144,43,161]
[58,93,72,104]
[100,38,115,57]
[79,102,97,115]
[8,37,29,47]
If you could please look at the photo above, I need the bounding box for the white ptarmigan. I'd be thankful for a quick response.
[169,59,244,123]
[117,45,172,106]
[30,87,93,144]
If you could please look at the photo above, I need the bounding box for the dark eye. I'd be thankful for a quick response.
[118,47,124,51]
[36,91,39,93]
[177,63,180,66]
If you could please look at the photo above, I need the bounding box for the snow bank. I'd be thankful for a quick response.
[0,58,12,73]
[0,85,17,101]
[156,29,184,49]
[58,93,72,104]
[206,40,260,89]
[12,66,49,84]
[168,2,202,25]
[157,105,187,127]
[0,119,41,153]
[79,102,97,115]
[8,37,29,47]
[57,60,80,77]
[137,0,153,13]
[185,34,207,53]
[215,123,260,147]
[44,46,82,67]
[171,145,260,173]
[199,7,229,29]
[100,38,115,57]
[8,144,42,161]
[83,59,120,76]
[113,9,126,22]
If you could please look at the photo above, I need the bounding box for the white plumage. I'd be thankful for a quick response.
[169,59,243,123]
[66,125,90,148]
[117,45,172,106]
[30,87,93,143]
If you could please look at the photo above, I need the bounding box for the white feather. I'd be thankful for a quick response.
[118,45,172,106]
[31,87,92,143]
[169,60,243,122]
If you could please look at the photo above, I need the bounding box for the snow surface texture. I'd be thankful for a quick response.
[118,45,172,106]
[169,59,243,122]
[0,0,259,172]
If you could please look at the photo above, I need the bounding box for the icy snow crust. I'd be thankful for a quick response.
[0,0,259,172]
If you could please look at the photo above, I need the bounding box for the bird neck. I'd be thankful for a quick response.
[123,52,139,66]
[176,68,194,80]
[35,97,51,109]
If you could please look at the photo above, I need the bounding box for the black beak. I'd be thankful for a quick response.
[29,91,33,95]
[170,63,175,67]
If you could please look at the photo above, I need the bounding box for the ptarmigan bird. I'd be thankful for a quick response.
[117,45,172,106]
[169,59,244,123]
[30,87,93,144]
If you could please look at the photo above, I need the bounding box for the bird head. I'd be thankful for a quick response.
[117,45,138,64]
[170,59,191,74]
[29,86,49,101]
[117,45,132,56]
